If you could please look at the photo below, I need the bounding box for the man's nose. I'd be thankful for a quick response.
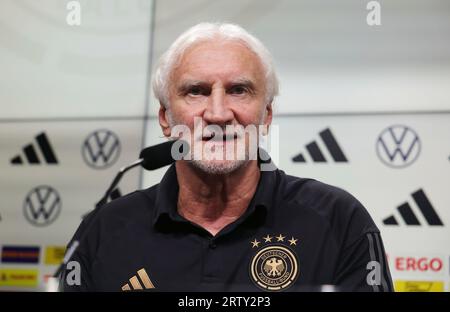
[203,87,234,125]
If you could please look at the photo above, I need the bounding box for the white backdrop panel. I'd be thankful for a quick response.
[0,119,142,290]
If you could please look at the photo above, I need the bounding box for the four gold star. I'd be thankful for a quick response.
[251,234,298,247]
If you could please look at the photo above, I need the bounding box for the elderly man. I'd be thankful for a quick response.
[62,23,393,292]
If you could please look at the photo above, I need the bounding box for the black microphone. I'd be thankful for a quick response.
[140,138,189,170]
[95,139,183,208]
[54,139,188,280]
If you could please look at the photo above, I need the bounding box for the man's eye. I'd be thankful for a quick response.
[188,86,204,96]
[229,85,248,95]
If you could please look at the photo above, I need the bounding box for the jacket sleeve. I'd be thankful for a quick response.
[59,211,97,292]
[333,231,394,292]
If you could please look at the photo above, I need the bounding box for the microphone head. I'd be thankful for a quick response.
[139,139,189,170]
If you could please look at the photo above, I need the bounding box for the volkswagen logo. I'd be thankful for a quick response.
[23,185,61,227]
[82,129,121,169]
[376,125,421,168]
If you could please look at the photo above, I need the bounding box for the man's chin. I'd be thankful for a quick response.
[190,159,247,175]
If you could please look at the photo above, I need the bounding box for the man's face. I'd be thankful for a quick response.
[161,39,272,174]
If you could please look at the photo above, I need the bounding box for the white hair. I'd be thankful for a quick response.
[152,22,279,108]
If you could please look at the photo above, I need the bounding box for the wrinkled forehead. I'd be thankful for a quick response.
[171,39,266,86]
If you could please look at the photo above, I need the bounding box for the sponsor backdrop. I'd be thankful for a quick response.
[1,0,449,291]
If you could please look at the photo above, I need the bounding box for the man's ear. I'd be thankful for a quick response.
[262,102,273,135]
[159,105,171,137]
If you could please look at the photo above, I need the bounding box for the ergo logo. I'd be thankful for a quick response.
[394,257,443,272]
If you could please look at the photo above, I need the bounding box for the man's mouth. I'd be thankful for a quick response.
[201,133,238,142]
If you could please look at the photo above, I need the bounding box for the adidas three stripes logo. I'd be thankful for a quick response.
[292,128,348,163]
[10,132,58,165]
[122,268,155,291]
[383,189,444,226]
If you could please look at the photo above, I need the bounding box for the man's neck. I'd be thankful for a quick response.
[175,160,260,236]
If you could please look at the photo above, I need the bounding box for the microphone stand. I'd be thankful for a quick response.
[95,159,143,209]
[52,140,183,288]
